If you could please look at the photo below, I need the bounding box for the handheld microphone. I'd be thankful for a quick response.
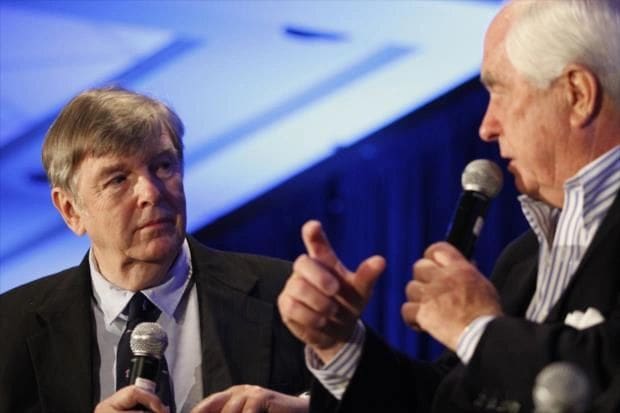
[533,362,591,413]
[129,322,168,393]
[446,159,503,258]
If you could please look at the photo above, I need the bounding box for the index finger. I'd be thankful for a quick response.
[114,386,169,413]
[302,220,346,275]
[191,389,232,413]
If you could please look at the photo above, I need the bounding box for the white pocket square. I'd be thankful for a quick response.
[564,307,605,330]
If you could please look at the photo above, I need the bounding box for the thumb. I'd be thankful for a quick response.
[424,241,465,266]
[335,255,385,317]
[352,255,385,298]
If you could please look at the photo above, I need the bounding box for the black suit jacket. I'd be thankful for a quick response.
[0,237,310,413]
[310,191,620,413]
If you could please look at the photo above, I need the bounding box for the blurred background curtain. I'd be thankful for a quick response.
[195,76,528,360]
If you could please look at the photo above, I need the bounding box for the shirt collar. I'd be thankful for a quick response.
[519,194,559,248]
[564,145,620,228]
[518,145,620,244]
[90,239,193,327]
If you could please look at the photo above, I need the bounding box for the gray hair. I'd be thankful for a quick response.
[506,0,620,104]
[42,87,184,192]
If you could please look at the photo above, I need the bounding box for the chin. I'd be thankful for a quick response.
[140,234,183,261]
[515,180,544,202]
[513,174,526,195]
[511,170,533,196]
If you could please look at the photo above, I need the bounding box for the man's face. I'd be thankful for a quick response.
[66,132,186,271]
[478,6,572,207]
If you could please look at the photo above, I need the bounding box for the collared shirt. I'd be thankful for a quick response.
[524,146,620,322]
[310,145,620,399]
[91,239,204,412]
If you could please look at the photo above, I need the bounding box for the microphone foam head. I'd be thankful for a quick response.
[130,322,168,358]
[533,361,591,413]
[461,159,503,199]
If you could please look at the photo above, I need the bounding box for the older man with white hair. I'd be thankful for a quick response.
[278,1,620,412]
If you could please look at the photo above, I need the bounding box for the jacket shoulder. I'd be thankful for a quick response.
[0,265,85,311]
[188,237,293,301]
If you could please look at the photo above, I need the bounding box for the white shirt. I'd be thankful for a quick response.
[91,239,204,412]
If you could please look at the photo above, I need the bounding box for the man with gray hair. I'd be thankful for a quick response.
[0,87,311,413]
[278,1,620,412]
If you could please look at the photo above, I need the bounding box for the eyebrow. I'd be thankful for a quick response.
[152,148,179,160]
[480,69,507,90]
[480,72,495,88]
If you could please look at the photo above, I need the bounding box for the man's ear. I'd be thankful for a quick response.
[564,64,601,128]
[51,187,86,236]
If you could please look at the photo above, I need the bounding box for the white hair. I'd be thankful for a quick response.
[505,0,620,104]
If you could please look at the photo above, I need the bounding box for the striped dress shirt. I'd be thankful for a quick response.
[458,145,620,362]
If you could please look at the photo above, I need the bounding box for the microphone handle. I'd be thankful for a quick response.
[128,355,161,410]
[129,355,161,392]
[446,190,491,259]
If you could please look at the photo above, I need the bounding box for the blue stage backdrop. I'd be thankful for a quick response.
[194,76,528,361]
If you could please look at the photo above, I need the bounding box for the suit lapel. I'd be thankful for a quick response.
[494,231,540,317]
[571,189,620,279]
[502,257,538,317]
[28,259,98,411]
[190,239,274,397]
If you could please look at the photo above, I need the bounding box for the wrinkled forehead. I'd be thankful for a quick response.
[90,128,179,160]
[480,1,526,81]
[484,1,523,54]
[134,130,177,155]
[78,132,179,176]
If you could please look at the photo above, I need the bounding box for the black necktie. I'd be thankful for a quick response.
[116,292,175,412]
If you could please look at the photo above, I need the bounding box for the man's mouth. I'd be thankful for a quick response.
[138,218,174,230]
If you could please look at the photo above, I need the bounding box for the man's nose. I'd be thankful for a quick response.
[136,174,164,205]
[479,106,500,142]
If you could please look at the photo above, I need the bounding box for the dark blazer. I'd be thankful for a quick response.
[310,190,620,413]
[0,237,311,413]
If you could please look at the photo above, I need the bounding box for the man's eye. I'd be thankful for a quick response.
[155,159,178,177]
[108,175,127,186]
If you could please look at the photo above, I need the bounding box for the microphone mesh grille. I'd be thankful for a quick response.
[533,361,590,412]
[130,322,168,358]
[461,159,503,198]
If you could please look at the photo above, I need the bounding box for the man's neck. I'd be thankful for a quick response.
[93,251,178,291]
